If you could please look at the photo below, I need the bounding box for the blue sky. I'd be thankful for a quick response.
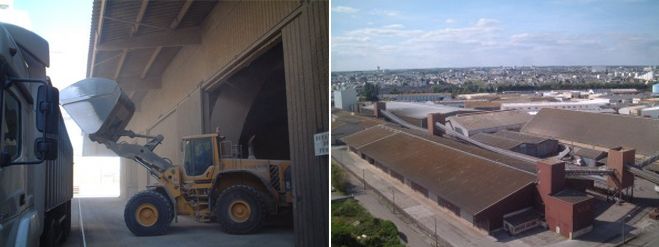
[332,0,659,71]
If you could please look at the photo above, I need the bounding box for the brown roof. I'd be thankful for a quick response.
[574,148,607,160]
[351,125,536,215]
[493,130,550,144]
[522,108,659,156]
[340,125,397,149]
[552,189,592,204]
[472,133,522,150]
[448,110,532,131]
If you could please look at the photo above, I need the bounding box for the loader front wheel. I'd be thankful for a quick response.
[124,190,173,236]
[215,185,267,234]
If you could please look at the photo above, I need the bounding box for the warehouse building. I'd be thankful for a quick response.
[85,1,328,245]
[341,125,539,233]
[522,108,659,157]
[445,110,532,137]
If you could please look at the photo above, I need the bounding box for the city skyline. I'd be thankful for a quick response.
[332,0,659,71]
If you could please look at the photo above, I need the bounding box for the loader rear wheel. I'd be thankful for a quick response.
[124,190,173,236]
[215,185,267,234]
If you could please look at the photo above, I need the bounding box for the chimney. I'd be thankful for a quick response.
[426,113,443,136]
[607,147,634,189]
[537,159,565,200]
[374,102,386,118]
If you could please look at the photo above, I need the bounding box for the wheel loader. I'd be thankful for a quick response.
[59,78,293,235]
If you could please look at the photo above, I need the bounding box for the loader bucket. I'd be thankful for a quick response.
[60,78,135,142]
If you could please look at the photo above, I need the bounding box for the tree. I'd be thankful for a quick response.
[360,82,380,101]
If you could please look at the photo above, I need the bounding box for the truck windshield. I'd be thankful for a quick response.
[183,138,213,176]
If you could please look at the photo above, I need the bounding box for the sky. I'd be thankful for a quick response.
[332,0,659,71]
[1,0,120,196]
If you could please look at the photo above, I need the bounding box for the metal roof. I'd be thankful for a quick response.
[346,125,536,215]
[522,108,659,156]
[385,101,477,120]
[447,110,532,131]
[87,0,218,103]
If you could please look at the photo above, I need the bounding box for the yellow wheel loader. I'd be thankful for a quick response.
[59,78,292,235]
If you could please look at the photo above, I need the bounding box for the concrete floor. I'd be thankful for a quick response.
[63,197,294,247]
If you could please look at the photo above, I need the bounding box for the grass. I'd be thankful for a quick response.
[332,161,349,194]
[332,199,404,247]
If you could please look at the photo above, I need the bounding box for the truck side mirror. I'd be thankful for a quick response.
[35,85,59,160]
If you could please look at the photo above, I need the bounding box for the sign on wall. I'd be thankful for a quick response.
[314,131,328,156]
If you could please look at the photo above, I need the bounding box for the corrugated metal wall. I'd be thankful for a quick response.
[281,1,329,246]
[45,116,74,211]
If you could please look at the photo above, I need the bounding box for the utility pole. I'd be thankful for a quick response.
[391,188,396,214]
[434,217,438,247]
[362,169,366,191]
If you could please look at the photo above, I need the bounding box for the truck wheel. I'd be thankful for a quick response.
[124,190,173,236]
[214,185,267,234]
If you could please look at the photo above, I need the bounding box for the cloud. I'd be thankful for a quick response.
[383,24,404,29]
[445,18,456,24]
[370,9,400,17]
[332,6,359,14]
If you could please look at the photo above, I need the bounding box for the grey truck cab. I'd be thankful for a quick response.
[0,22,73,247]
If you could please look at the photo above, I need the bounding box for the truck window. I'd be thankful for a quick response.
[183,138,213,176]
[2,90,21,160]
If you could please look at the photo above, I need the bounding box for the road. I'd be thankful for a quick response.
[63,197,293,247]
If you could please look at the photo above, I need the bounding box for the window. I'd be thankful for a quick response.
[183,138,213,176]
[2,90,21,160]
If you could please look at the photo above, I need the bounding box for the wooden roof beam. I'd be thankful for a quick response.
[96,27,201,51]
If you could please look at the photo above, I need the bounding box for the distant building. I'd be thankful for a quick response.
[500,99,610,114]
[618,105,647,116]
[641,106,659,119]
[333,88,357,111]
[381,93,450,102]
[653,83,659,96]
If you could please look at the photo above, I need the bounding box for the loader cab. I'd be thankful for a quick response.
[182,134,218,176]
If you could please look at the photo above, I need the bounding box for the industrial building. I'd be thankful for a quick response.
[338,123,612,239]
[341,125,538,233]
[333,88,358,111]
[445,110,532,137]
[522,108,659,156]
[500,99,611,114]
[360,101,477,127]
[84,0,328,245]
[471,130,559,158]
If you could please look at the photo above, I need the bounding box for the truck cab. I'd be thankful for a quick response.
[0,22,72,247]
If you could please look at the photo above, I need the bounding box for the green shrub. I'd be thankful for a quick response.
[332,199,404,247]
[332,163,349,194]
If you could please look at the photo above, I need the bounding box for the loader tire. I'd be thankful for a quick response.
[124,190,173,236]
[215,185,267,234]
